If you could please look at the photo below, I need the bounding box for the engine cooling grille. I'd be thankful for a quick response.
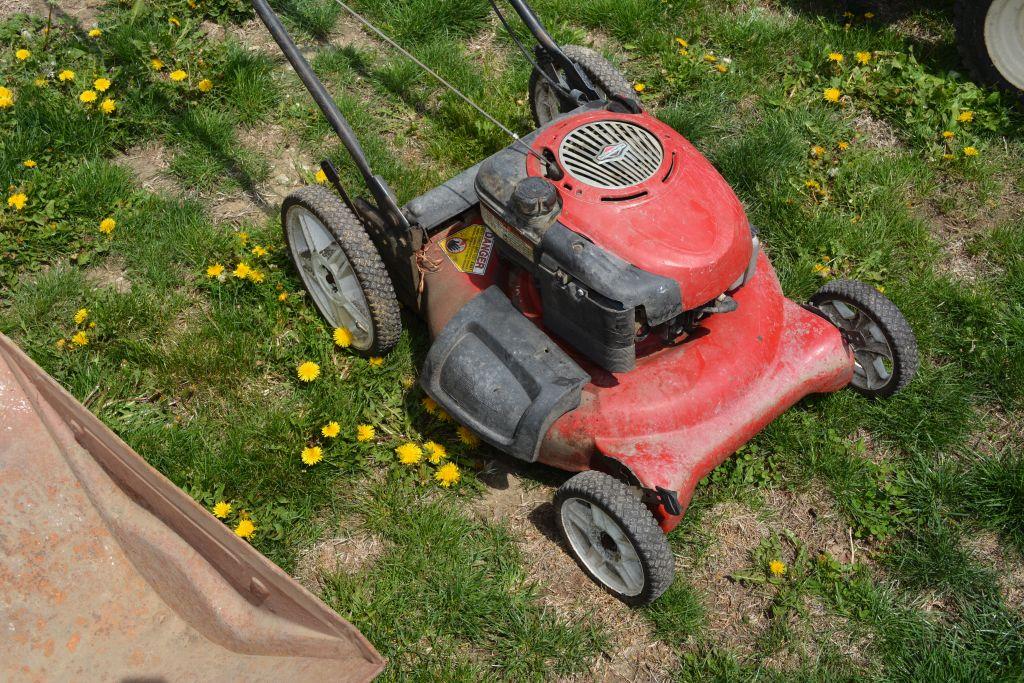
[558,120,664,190]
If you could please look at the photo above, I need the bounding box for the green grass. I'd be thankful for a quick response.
[2,0,1023,679]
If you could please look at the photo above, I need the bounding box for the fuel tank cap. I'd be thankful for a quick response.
[512,177,558,217]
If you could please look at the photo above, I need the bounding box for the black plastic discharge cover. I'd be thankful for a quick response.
[420,287,590,462]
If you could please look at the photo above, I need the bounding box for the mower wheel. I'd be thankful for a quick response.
[555,471,674,606]
[529,45,637,127]
[810,279,918,398]
[282,185,402,355]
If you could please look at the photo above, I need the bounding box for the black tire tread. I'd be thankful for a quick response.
[281,185,402,355]
[954,0,1022,97]
[810,279,918,398]
[529,45,638,126]
[554,470,674,606]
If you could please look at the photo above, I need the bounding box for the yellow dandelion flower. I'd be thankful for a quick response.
[333,327,352,348]
[71,331,88,346]
[321,421,341,438]
[811,145,825,157]
[297,361,320,382]
[804,179,821,190]
[16,48,30,60]
[828,52,844,63]
[33,77,46,87]
[0,88,13,109]
[942,130,954,139]
[823,88,841,103]
[58,69,75,82]
[421,396,438,414]
[99,217,115,234]
[957,111,974,123]
[876,285,886,294]
[23,159,36,168]
[864,11,874,19]
[812,262,830,275]
[7,193,27,210]
[251,245,268,257]
[943,153,955,160]
[769,559,787,576]
[88,28,102,38]
[301,446,323,465]
[246,268,265,283]
[169,16,180,26]
[234,519,255,538]
[278,291,289,301]
[633,82,646,92]
[94,78,111,92]
[401,376,415,389]
[314,169,327,184]
[79,90,97,103]
[74,308,88,325]
[198,78,213,93]
[356,424,375,442]
[151,58,164,71]
[56,338,66,349]
[395,442,423,465]
[715,63,728,73]
[206,263,224,277]
[838,141,850,151]
[212,501,232,518]
[232,262,251,279]
[99,98,116,114]
[963,146,979,157]
[703,53,717,63]
[169,70,187,82]
[236,231,249,244]
[457,426,480,447]
[435,462,461,488]
[675,37,688,48]
[368,356,384,367]
[424,441,447,464]
[88,321,96,328]
[437,409,453,422]
[855,51,871,65]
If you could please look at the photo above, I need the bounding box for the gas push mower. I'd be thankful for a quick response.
[253,0,919,605]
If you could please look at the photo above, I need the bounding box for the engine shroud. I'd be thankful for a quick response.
[474,107,754,373]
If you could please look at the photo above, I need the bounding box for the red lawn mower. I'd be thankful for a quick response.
[254,0,918,605]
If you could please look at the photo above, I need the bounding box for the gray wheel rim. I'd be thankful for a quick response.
[984,0,1024,91]
[817,299,895,392]
[560,497,645,597]
[285,206,374,350]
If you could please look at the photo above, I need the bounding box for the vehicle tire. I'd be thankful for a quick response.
[809,279,918,398]
[281,185,402,355]
[554,470,674,606]
[529,45,638,127]
[955,0,1024,96]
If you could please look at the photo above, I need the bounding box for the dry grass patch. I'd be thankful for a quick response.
[295,525,387,590]
[963,531,1024,613]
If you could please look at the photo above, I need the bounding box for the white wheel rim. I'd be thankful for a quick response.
[984,0,1024,90]
[560,497,645,597]
[285,206,374,350]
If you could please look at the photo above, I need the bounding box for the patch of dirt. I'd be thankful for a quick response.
[237,122,316,208]
[84,256,130,293]
[470,460,678,682]
[689,488,868,657]
[763,594,873,671]
[963,530,1024,613]
[201,18,280,57]
[294,526,386,591]
[115,142,179,196]
[963,406,1024,458]
[0,0,101,27]
[852,112,902,151]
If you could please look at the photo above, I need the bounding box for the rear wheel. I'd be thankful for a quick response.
[282,185,402,355]
[554,470,674,606]
[955,0,1024,95]
[529,45,637,127]
[810,279,918,398]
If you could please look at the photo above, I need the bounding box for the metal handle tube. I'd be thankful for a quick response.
[251,0,407,228]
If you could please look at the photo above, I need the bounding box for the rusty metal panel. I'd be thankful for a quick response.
[0,333,385,681]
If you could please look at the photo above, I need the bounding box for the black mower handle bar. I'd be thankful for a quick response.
[251,0,409,230]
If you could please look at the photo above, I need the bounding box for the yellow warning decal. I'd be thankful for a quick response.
[440,223,495,275]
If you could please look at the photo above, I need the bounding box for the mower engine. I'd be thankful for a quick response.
[475,106,759,372]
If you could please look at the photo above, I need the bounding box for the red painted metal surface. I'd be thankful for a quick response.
[526,110,753,310]
[421,224,853,533]
[0,334,385,681]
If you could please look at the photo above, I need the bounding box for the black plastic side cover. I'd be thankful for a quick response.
[420,286,590,462]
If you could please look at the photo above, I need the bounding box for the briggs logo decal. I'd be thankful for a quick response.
[595,141,631,164]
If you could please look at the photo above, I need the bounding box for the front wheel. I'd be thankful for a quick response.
[955,0,1024,96]
[529,45,637,127]
[810,279,918,398]
[554,470,675,606]
[282,185,402,355]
